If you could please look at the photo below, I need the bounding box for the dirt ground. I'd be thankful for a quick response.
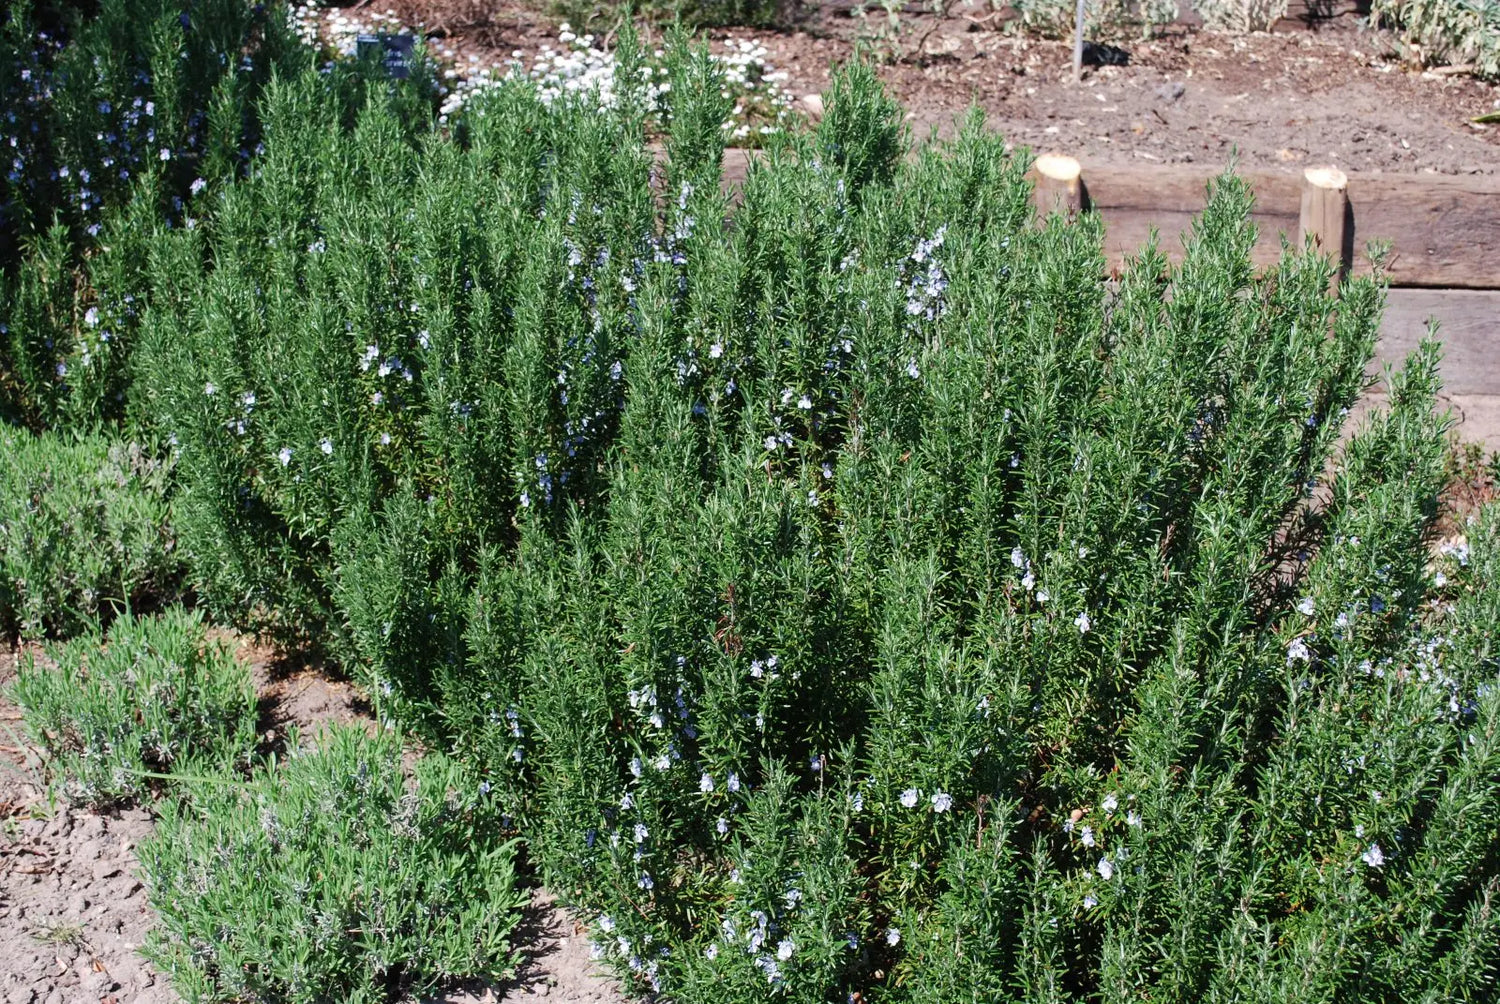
[377,0,1498,176]
[0,644,627,1004]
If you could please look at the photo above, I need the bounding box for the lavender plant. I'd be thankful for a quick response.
[123,41,1500,1002]
[139,725,527,1004]
[0,425,180,639]
[9,608,256,806]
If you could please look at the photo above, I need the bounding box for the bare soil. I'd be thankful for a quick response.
[0,643,627,1004]
[377,0,1498,176]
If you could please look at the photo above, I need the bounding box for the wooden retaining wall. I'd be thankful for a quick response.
[1033,158,1500,445]
[1074,164,1500,289]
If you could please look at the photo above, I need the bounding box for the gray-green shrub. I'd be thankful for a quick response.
[1373,0,1500,80]
[139,725,527,1004]
[10,607,258,806]
[119,36,1500,1002]
[0,425,180,638]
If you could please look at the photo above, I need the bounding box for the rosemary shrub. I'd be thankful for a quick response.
[10,15,1497,1000]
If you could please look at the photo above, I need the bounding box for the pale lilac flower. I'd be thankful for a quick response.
[319,438,333,455]
[700,772,715,793]
[84,307,99,327]
[1075,611,1092,634]
[727,772,741,793]
[1097,857,1114,881]
[900,788,920,808]
[599,914,615,933]
[190,177,207,195]
[704,943,719,960]
[717,817,729,835]
[1286,638,1312,665]
[278,447,293,466]
[204,382,217,396]
[633,822,649,843]
[885,927,901,946]
[1083,894,1098,909]
[1102,793,1118,814]
[1362,843,1385,868]
[905,358,920,379]
[1080,825,1095,848]
[931,791,953,813]
[1297,596,1316,616]
[708,342,723,359]
[158,148,171,161]
[776,939,794,962]
[1011,547,1025,569]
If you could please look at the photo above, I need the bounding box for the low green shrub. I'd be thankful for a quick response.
[1004,0,1182,40]
[546,0,788,30]
[139,725,527,1004]
[1373,0,1500,80]
[1192,0,1288,32]
[10,608,258,807]
[0,425,180,639]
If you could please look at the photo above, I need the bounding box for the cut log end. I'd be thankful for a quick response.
[1035,153,1083,183]
[1303,165,1348,192]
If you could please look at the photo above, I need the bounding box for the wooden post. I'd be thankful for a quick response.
[1299,165,1350,274]
[1034,154,1083,219]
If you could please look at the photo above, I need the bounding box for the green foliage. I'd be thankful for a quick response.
[815,55,904,198]
[1373,0,1500,80]
[1190,0,1287,33]
[9,608,257,807]
[996,0,1181,41]
[546,0,788,30]
[139,725,527,1004]
[0,425,180,639]
[47,33,1500,1002]
[0,0,308,259]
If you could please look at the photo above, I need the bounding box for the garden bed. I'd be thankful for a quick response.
[375,0,1498,176]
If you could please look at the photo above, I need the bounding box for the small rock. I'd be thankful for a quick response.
[800,94,824,121]
[91,860,123,882]
[1155,80,1185,102]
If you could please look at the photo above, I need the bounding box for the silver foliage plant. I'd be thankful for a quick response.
[1373,0,1500,78]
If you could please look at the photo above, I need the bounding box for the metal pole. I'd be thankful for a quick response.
[1073,0,1085,82]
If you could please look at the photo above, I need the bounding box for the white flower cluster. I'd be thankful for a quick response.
[289,4,409,59]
